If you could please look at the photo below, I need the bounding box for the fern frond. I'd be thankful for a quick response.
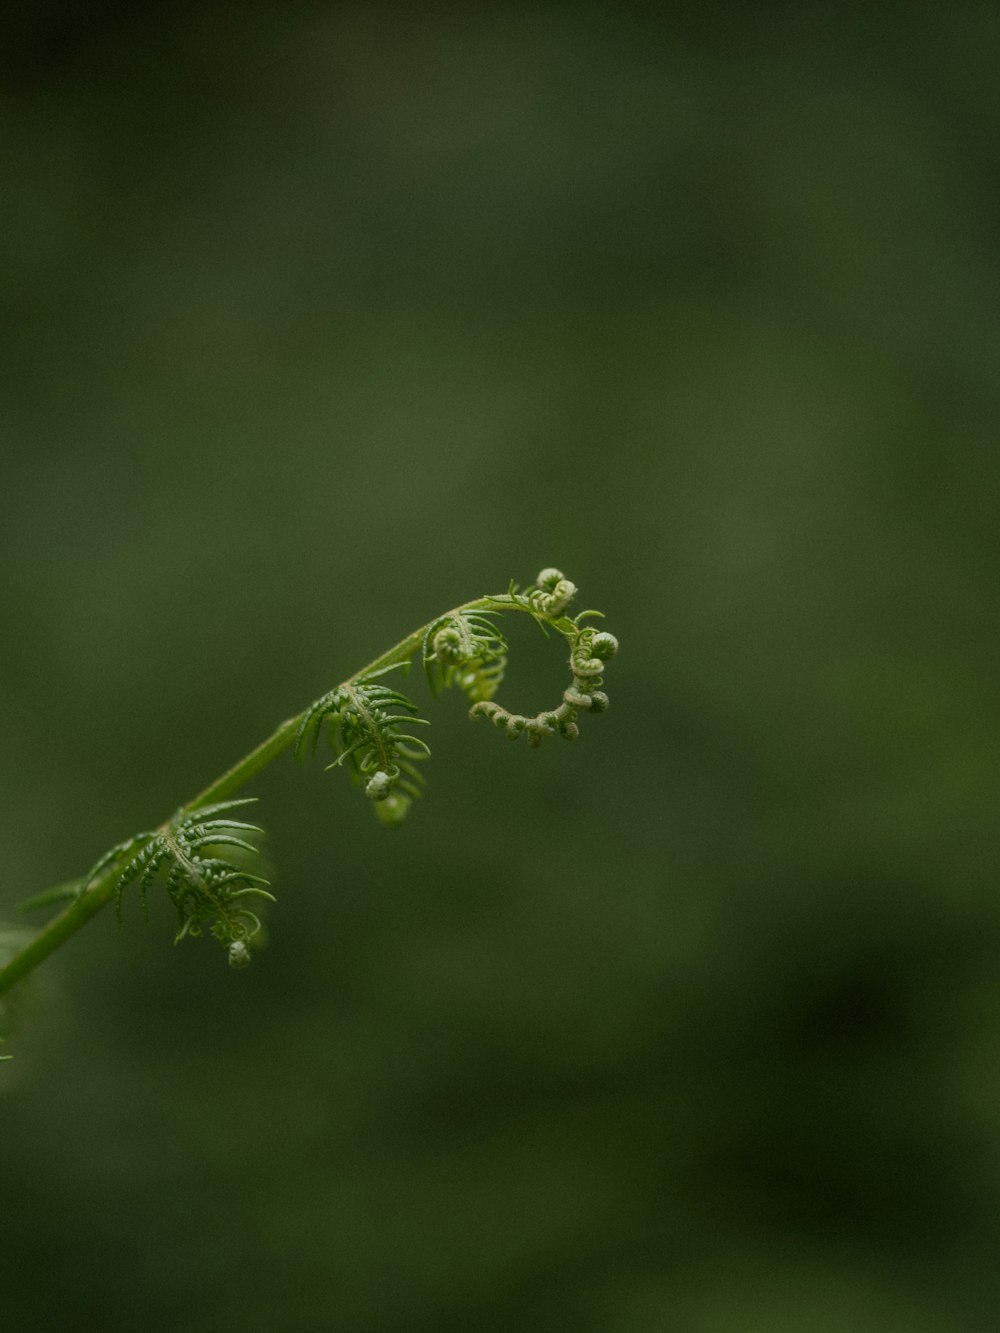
[79,799,272,967]
[296,680,431,823]
[1,564,618,1003]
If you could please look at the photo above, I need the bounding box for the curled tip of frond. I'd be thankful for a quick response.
[535,568,564,591]
[422,611,508,702]
[469,614,616,750]
[527,568,577,619]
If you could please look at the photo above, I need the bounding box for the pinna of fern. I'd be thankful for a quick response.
[78,799,273,967]
[294,679,431,825]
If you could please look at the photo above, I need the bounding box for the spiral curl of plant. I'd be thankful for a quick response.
[3,568,617,996]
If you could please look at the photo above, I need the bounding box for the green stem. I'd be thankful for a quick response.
[0,875,118,996]
[0,593,531,999]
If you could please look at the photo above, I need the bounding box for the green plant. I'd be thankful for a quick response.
[0,569,617,1012]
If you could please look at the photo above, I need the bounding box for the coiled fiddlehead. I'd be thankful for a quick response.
[422,610,508,701]
[78,799,273,967]
[527,567,578,618]
[470,569,618,747]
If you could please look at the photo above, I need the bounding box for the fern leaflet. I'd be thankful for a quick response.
[78,799,273,966]
[295,680,431,825]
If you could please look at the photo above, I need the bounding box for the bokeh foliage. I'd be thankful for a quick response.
[2,4,999,1329]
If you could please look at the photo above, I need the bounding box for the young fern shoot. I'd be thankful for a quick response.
[0,568,617,999]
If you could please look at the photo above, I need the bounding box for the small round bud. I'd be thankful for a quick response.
[375,792,411,826]
[228,940,252,969]
[558,720,580,740]
[365,771,392,801]
[588,690,610,713]
[433,625,464,663]
[591,632,619,661]
[535,568,564,591]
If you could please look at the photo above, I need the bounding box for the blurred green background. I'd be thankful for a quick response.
[2,3,999,1329]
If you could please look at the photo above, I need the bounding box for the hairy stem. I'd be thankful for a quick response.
[0,594,528,998]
